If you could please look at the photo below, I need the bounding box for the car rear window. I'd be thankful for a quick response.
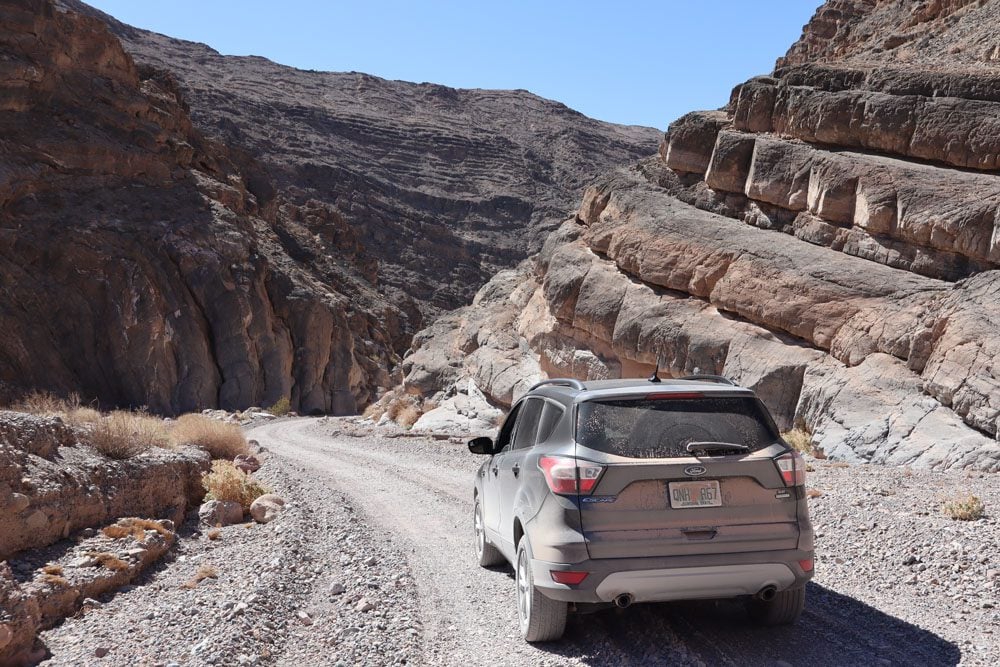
[576,396,779,458]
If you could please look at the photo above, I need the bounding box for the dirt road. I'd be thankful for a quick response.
[251,418,975,666]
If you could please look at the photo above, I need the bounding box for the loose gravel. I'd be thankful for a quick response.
[37,434,422,666]
[32,417,1000,666]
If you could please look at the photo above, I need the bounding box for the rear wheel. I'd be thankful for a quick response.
[474,500,504,567]
[516,539,567,642]
[746,586,806,625]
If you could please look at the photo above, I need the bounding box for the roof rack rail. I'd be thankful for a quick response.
[529,378,586,392]
[680,374,737,386]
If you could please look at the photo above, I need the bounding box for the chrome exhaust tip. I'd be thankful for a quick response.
[756,585,778,601]
[613,593,634,609]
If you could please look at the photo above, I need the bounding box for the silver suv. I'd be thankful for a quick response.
[469,375,814,642]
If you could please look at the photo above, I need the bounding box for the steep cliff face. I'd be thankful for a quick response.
[1,0,655,414]
[63,0,660,319]
[401,0,1000,471]
[0,0,405,414]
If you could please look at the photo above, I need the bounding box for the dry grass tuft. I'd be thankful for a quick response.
[943,494,985,521]
[40,574,70,587]
[10,390,103,426]
[206,527,222,541]
[85,552,130,571]
[182,564,219,589]
[203,460,270,511]
[171,414,248,459]
[42,564,64,576]
[806,488,824,499]
[782,428,814,455]
[267,396,291,416]
[89,411,169,459]
[102,518,171,541]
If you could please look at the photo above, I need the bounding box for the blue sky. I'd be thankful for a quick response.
[87,1,819,130]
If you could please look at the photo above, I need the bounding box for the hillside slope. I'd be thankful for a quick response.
[0,0,657,414]
[401,0,1000,470]
[62,0,660,319]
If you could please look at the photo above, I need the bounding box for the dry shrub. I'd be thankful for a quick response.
[42,564,64,576]
[85,552,130,571]
[806,488,824,499]
[12,390,76,414]
[384,394,423,428]
[182,564,218,589]
[943,495,985,521]
[89,411,169,459]
[171,414,248,459]
[206,527,222,541]
[203,460,269,511]
[102,518,171,541]
[267,396,291,416]
[11,391,102,425]
[40,574,70,587]
[782,428,814,455]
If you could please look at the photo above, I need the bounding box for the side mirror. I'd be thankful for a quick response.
[468,436,495,455]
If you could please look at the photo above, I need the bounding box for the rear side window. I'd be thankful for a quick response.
[512,398,543,450]
[576,397,778,458]
[536,402,564,444]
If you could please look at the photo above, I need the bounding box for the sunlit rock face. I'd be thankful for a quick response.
[400,0,1000,470]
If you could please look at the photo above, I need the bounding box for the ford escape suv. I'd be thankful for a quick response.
[468,375,814,642]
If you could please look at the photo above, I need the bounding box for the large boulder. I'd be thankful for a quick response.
[199,500,244,527]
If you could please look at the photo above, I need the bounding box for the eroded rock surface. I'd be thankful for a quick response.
[0,411,208,560]
[401,0,1000,470]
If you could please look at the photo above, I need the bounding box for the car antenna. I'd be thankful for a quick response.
[648,360,661,384]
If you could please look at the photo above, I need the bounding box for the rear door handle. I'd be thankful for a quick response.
[512,463,520,477]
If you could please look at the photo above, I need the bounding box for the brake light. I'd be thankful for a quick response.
[538,456,605,495]
[550,570,589,585]
[775,451,806,487]
[646,392,704,400]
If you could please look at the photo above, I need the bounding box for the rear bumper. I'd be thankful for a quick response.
[531,550,814,603]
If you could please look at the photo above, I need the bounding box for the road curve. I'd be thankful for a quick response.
[251,418,961,667]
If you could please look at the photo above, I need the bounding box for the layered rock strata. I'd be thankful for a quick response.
[0,411,208,560]
[401,0,1000,470]
[0,0,410,414]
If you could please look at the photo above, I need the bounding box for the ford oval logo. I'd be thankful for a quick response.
[684,465,707,477]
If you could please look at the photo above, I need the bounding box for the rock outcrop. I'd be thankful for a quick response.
[401,0,1000,471]
[0,411,208,559]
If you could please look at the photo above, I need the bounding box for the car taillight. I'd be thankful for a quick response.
[538,456,605,495]
[775,451,806,487]
[550,570,589,585]
[798,558,814,573]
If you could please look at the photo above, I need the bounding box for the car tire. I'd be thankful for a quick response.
[746,585,806,625]
[516,538,567,642]
[474,500,504,567]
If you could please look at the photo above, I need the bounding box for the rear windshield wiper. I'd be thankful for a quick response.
[686,441,750,456]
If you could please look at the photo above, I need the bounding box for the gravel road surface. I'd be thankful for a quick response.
[249,418,998,666]
[33,417,997,665]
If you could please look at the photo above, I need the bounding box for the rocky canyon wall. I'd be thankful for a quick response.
[0,0,406,414]
[401,0,1000,471]
[1,0,655,414]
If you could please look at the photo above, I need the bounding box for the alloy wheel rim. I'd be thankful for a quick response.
[517,548,530,627]
[474,505,484,557]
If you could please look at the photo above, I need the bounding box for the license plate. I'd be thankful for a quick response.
[668,480,721,509]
